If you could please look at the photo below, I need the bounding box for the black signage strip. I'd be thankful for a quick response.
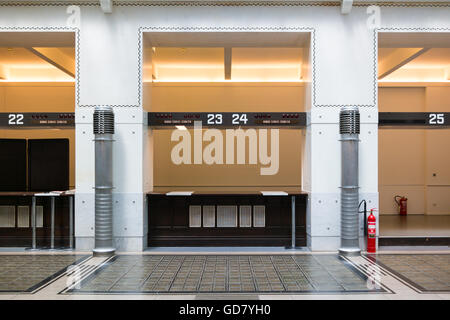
[2,112,447,129]
[0,112,75,128]
[379,112,450,128]
[148,112,306,128]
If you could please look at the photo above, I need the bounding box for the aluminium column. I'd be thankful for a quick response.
[338,106,361,256]
[93,106,115,257]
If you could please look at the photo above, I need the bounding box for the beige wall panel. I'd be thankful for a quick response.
[2,84,74,112]
[379,186,425,215]
[0,128,75,189]
[0,83,75,188]
[151,84,304,112]
[0,87,4,110]
[425,130,450,186]
[153,129,301,190]
[378,87,425,112]
[426,186,450,215]
[379,129,425,186]
[151,84,304,190]
[425,87,450,112]
[143,83,152,111]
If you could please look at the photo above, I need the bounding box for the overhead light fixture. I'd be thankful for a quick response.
[153,79,303,83]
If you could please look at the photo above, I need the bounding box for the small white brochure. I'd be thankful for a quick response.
[166,191,194,196]
[260,191,288,196]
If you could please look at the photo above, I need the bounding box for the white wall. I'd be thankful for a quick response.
[0,3,449,251]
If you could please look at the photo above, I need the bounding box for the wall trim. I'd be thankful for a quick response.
[0,1,449,8]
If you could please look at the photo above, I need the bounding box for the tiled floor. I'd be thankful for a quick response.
[0,254,87,292]
[366,254,450,292]
[0,251,449,300]
[68,255,380,294]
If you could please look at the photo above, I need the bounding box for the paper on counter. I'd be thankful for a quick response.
[166,191,194,196]
[260,191,288,196]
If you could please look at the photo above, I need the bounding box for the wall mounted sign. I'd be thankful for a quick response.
[0,113,75,128]
[379,112,449,128]
[147,112,307,128]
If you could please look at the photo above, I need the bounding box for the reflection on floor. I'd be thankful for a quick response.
[0,254,87,292]
[367,254,450,292]
[380,215,450,237]
[68,255,379,294]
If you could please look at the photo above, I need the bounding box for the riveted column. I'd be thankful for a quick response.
[93,106,115,257]
[339,106,361,256]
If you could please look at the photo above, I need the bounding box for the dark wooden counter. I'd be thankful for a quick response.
[0,191,74,248]
[146,191,307,247]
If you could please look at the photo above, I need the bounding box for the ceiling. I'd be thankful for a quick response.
[378,48,450,82]
[378,33,450,49]
[148,47,303,82]
[144,32,310,48]
[0,47,75,81]
[0,30,448,82]
[0,32,75,47]
[0,32,75,81]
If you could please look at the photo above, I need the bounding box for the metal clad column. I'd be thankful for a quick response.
[338,106,361,256]
[93,106,115,257]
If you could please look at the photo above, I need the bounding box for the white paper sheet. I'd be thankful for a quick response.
[166,191,194,196]
[260,191,288,196]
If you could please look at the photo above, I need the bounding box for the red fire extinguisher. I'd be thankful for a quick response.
[367,209,377,254]
[394,195,408,216]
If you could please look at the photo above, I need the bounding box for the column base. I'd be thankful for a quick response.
[93,247,116,257]
[338,247,361,256]
[307,235,340,251]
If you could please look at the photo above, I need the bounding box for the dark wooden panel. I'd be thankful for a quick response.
[0,139,27,192]
[379,237,450,246]
[0,196,72,247]
[28,139,69,192]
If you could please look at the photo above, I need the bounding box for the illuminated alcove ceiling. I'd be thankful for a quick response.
[0,32,75,82]
[143,32,309,82]
[150,47,303,82]
[378,32,450,82]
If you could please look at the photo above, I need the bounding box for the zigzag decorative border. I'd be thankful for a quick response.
[0,1,449,8]
[1,15,449,108]
[370,26,450,109]
[138,26,316,109]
